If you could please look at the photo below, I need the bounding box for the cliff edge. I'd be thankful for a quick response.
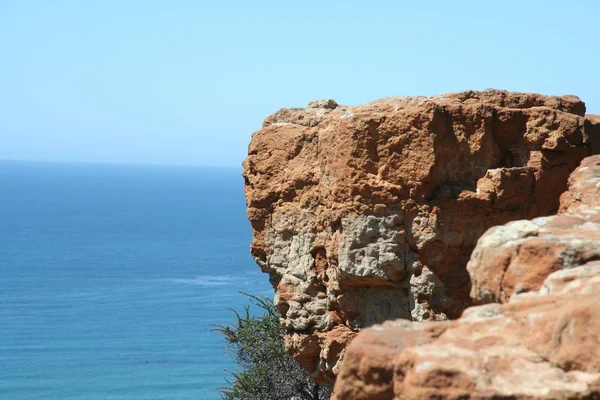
[242,89,600,383]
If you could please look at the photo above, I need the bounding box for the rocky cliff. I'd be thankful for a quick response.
[242,89,600,383]
[333,155,600,399]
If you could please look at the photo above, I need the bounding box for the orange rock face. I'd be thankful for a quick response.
[242,90,600,382]
[468,155,600,304]
[559,152,600,212]
[333,156,600,399]
[334,264,600,399]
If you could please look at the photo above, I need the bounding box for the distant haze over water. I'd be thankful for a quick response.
[0,160,270,399]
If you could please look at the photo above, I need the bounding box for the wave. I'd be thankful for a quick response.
[165,275,239,286]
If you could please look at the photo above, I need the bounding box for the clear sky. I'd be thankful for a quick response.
[1,1,598,167]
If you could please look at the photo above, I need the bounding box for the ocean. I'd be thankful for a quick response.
[0,160,272,399]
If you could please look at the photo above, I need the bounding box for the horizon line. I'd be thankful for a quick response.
[0,157,244,170]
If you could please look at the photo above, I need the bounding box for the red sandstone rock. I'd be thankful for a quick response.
[333,156,600,399]
[559,154,600,212]
[468,155,600,304]
[243,90,600,382]
[334,263,600,399]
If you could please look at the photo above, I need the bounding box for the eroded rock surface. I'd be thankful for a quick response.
[333,156,600,399]
[334,264,600,399]
[468,155,600,304]
[243,90,600,382]
[559,152,600,212]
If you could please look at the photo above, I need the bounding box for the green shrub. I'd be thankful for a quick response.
[214,292,331,400]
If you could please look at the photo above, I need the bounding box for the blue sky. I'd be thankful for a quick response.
[1,1,598,167]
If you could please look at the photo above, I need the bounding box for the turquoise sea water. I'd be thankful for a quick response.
[0,161,271,399]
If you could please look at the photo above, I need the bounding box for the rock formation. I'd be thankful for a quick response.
[333,155,600,399]
[242,89,600,382]
[468,155,600,305]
